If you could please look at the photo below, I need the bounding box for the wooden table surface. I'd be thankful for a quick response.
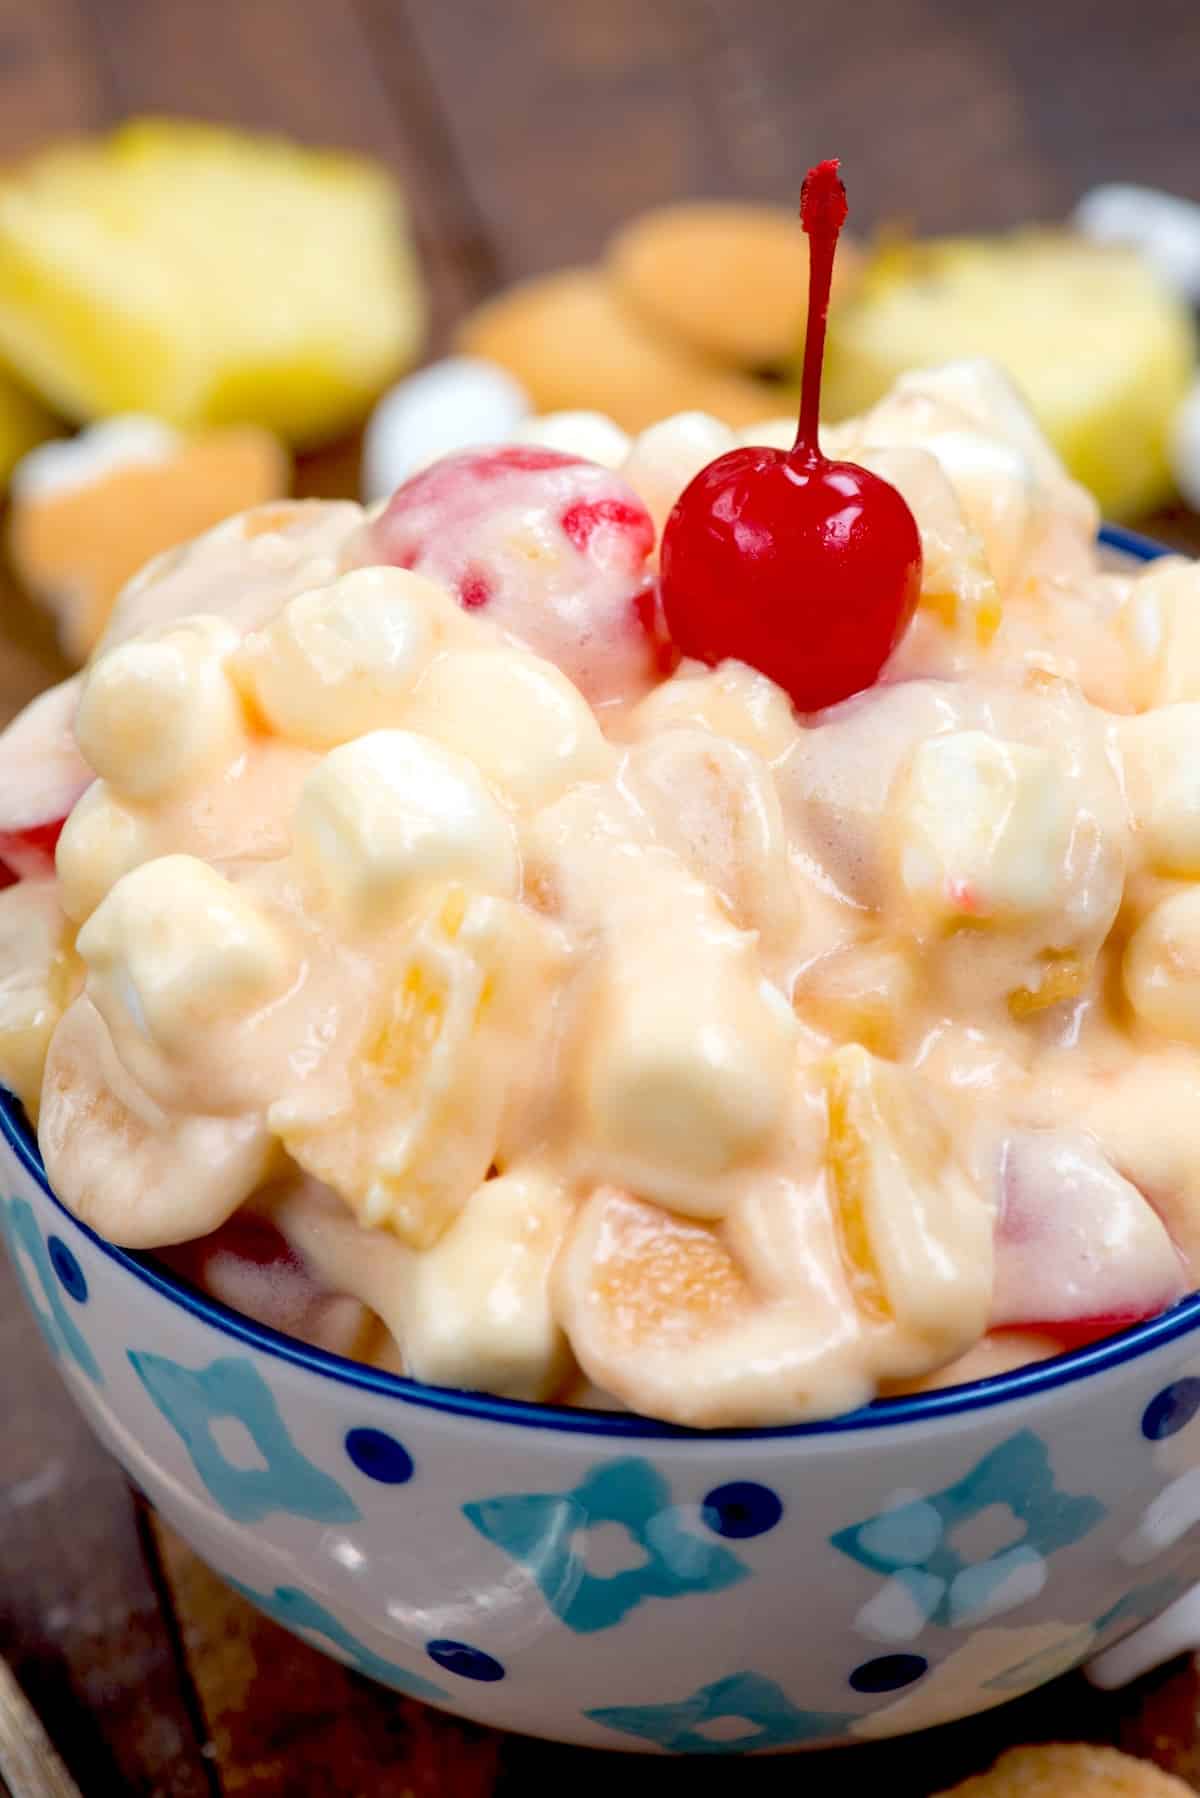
[3,2,1200,1792]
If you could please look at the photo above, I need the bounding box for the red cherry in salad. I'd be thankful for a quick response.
[659,160,922,712]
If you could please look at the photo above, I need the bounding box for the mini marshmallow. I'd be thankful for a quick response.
[1119,558,1200,708]
[579,887,795,1214]
[515,410,631,468]
[619,410,738,533]
[292,730,518,927]
[402,1168,574,1400]
[1074,184,1200,306]
[54,781,153,923]
[11,415,180,502]
[361,356,531,502]
[892,731,1071,925]
[402,647,613,811]
[628,661,798,764]
[825,1045,993,1374]
[234,567,455,748]
[738,417,799,451]
[1124,886,1200,1045]
[1120,705,1200,877]
[78,855,292,1059]
[75,615,245,800]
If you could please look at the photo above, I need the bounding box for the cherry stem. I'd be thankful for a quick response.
[794,158,847,462]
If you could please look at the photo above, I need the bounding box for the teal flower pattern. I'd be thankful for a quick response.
[2,1196,101,1384]
[587,1671,853,1753]
[833,1429,1105,1635]
[464,1456,749,1634]
[229,1580,449,1702]
[129,1351,360,1525]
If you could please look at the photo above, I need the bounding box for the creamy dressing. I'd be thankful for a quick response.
[2,360,1199,1426]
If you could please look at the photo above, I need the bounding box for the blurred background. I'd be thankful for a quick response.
[1,0,1199,721]
[3,3,1200,1793]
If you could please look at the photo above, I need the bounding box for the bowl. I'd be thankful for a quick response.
[5,525,1200,1754]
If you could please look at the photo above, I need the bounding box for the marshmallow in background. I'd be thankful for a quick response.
[514,409,630,467]
[1172,377,1200,510]
[362,356,530,501]
[1074,184,1200,306]
[11,415,181,501]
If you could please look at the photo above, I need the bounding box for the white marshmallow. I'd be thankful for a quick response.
[402,1169,574,1400]
[892,731,1071,924]
[738,417,798,451]
[825,1045,993,1374]
[75,615,245,800]
[1074,184,1200,306]
[1119,558,1200,707]
[234,567,454,748]
[361,356,531,502]
[579,886,795,1215]
[619,411,738,533]
[1120,705,1200,877]
[1125,886,1200,1045]
[402,647,613,811]
[628,662,798,764]
[54,781,152,924]
[78,855,292,1058]
[11,415,179,502]
[515,410,630,468]
[292,730,518,927]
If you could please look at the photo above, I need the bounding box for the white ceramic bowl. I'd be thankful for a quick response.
[5,526,1200,1754]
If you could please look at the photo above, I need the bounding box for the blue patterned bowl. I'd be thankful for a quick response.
[5,526,1200,1754]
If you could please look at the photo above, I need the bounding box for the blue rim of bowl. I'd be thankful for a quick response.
[3,522,1193,1442]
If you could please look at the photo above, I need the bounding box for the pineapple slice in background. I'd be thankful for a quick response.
[0,119,426,446]
[825,232,1197,519]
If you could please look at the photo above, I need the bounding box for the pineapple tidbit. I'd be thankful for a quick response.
[5,360,1200,1427]
[0,119,425,446]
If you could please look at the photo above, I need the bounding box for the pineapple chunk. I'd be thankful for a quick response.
[824,1045,993,1376]
[0,119,425,444]
[825,232,1196,517]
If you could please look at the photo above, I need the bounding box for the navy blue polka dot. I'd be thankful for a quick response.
[47,1236,87,1304]
[425,1639,505,1682]
[848,1654,928,1694]
[1142,1379,1200,1442]
[344,1428,414,1484]
[700,1481,783,1539]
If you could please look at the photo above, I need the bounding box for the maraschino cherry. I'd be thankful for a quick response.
[659,159,923,711]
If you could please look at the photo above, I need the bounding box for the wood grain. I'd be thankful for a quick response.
[0,1651,84,1798]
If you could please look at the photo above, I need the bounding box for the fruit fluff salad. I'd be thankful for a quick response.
[4,358,1200,1428]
